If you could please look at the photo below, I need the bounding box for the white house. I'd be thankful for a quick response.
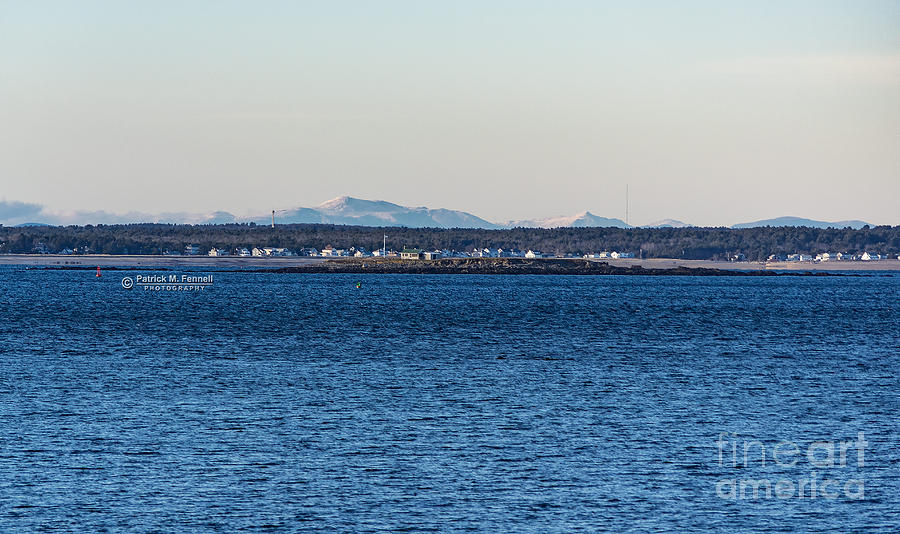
[471,247,500,258]
[185,244,200,255]
[860,252,881,261]
[525,250,542,259]
[252,247,265,257]
[261,247,292,257]
[208,248,228,257]
[236,248,251,257]
[611,251,635,259]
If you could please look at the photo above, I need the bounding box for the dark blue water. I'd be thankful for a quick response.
[1,267,898,532]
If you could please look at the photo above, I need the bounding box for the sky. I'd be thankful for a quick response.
[1,1,898,226]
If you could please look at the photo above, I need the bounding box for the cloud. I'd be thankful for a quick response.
[0,202,243,226]
[38,209,237,226]
[0,200,44,222]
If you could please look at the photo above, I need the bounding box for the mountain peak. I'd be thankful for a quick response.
[317,195,354,209]
[642,218,693,228]
[509,211,629,229]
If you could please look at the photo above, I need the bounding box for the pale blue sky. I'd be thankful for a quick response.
[1,1,898,225]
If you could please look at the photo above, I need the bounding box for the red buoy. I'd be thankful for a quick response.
[96,266,101,277]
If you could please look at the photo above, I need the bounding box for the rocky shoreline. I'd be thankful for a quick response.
[262,258,833,276]
[28,257,847,276]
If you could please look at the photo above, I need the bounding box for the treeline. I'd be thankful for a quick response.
[1,223,899,261]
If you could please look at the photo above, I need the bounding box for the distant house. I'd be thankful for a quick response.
[422,250,441,260]
[185,244,200,255]
[610,251,635,259]
[59,248,74,255]
[860,252,881,261]
[788,253,821,262]
[236,248,251,257]
[260,247,292,257]
[524,250,542,259]
[208,248,228,257]
[252,247,265,257]
[400,248,424,260]
[470,247,500,258]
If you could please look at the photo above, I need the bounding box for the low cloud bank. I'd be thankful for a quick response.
[0,200,239,226]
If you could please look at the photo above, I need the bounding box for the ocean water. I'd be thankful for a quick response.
[1,267,898,532]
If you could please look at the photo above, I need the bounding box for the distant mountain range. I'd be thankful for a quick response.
[642,219,693,228]
[0,197,880,229]
[267,196,502,229]
[730,216,873,230]
[508,211,628,229]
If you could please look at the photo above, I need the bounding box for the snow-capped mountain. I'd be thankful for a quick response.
[0,197,880,229]
[508,211,630,229]
[267,196,501,229]
[642,219,693,228]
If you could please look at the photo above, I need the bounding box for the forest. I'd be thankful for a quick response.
[1,223,898,261]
